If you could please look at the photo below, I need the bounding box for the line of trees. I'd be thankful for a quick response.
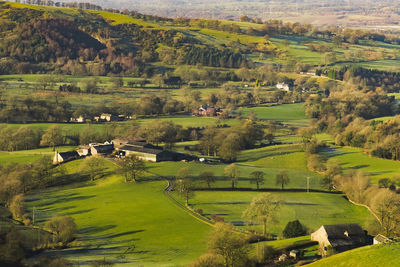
[318,66,400,93]
[199,121,265,162]
[181,16,400,45]
[0,124,119,151]
[174,164,293,206]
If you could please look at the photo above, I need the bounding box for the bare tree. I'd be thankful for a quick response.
[242,193,282,236]
[224,164,241,189]
[175,167,195,206]
[250,171,265,190]
[120,155,147,183]
[207,222,250,267]
[81,156,103,181]
[372,189,400,237]
[199,171,215,189]
[275,170,290,190]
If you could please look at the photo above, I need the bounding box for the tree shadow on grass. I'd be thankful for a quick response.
[203,213,229,216]
[36,194,96,207]
[63,208,95,216]
[283,202,318,206]
[237,150,298,163]
[230,220,246,226]
[26,192,79,203]
[44,244,148,257]
[200,201,249,205]
[347,165,370,170]
[82,230,145,242]
[79,225,117,235]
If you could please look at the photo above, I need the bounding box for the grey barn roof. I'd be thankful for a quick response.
[323,224,366,248]
[119,145,164,155]
[59,151,80,160]
[92,144,114,153]
[324,224,365,237]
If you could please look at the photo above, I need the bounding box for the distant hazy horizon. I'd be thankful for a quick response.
[55,0,400,27]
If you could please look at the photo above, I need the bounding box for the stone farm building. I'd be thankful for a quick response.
[53,151,80,164]
[117,142,173,162]
[117,141,197,162]
[193,106,222,117]
[276,82,292,91]
[311,224,368,256]
[90,143,114,156]
[373,234,392,245]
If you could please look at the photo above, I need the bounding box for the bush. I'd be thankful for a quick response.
[210,214,224,222]
[258,245,277,262]
[282,220,307,238]
[195,208,203,215]
[45,215,77,246]
[188,253,224,267]
[378,178,391,188]
[9,194,25,220]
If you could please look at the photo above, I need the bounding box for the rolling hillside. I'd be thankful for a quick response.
[308,243,400,267]
[0,0,399,77]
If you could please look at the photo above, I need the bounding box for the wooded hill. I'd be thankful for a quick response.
[0,1,250,76]
[0,1,400,77]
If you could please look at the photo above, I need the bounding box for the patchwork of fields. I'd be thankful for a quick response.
[0,99,394,265]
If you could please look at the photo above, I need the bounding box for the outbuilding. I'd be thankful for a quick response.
[53,151,80,165]
[311,224,368,256]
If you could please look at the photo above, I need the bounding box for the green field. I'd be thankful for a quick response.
[0,146,76,164]
[335,60,400,72]
[149,143,323,190]
[26,159,210,266]
[138,115,239,128]
[176,190,375,236]
[241,103,309,126]
[308,243,400,267]
[261,235,311,249]
[320,146,400,184]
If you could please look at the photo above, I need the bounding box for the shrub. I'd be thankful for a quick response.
[378,178,391,188]
[188,253,224,267]
[45,215,77,246]
[194,208,203,215]
[9,194,25,220]
[257,245,277,262]
[282,220,307,238]
[210,214,224,222]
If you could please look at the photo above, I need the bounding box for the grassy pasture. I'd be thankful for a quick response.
[308,243,400,267]
[0,146,75,165]
[0,74,223,108]
[26,159,210,266]
[241,103,309,126]
[320,146,400,184]
[149,143,323,190]
[0,122,126,136]
[335,60,400,72]
[87,10,166,29]
[138,115,239,128]
[176,190,375,236]
[260,235,311,249]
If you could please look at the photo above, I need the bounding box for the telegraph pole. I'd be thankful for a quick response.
[307,177,310,193]
[32,206,35,225]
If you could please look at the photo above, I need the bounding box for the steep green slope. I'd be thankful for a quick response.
[308,243,400,267]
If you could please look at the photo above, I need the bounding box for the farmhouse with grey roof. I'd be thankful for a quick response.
[53,151,80,165]
[311,224,368,256]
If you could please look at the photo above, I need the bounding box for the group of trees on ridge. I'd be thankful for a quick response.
[0,2,250,76]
